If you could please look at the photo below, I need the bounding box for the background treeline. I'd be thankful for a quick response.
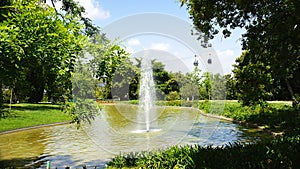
[1,0,299,112]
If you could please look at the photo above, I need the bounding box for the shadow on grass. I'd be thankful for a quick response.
[244,105,300,135]
[3,103,61,111]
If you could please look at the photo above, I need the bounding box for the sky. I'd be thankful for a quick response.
[59,0,245,74]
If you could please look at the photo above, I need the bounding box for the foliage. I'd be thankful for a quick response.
[111,55,138,101]
[62,99,100,125]
[42,0,100,36]
[62,61,101,125]
[128,59,180,100]
[88,38,131,100]
[233,51,274,106]
[0,0,85,104]
[210,73,226,100]
[178,67,201,100]
[181,0,300,106]
[155,100,198,107]
[152,60,180,98]
[166,91,180,101]
[107,135,300,169]
[224,74,237,100]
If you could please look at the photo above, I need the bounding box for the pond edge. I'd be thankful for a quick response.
[0,121,71,135]
[189,107,283,137]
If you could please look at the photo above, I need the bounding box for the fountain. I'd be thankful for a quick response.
[136,56,160,132]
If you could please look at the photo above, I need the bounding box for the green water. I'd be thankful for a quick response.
[0,105,270,168]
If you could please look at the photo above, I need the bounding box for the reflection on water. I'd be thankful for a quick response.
[0,105,269,168]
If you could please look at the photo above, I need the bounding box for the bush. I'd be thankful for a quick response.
[166,91,180,101]
[107,135,300,169]
[155,100,198,107]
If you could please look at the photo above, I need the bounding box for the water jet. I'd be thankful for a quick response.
[137,56,159,133]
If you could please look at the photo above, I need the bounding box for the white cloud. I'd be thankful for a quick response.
[127,38,141,46]
[125,47,135,54]
[46,0,110,20]
[77,0,110,20]
[216,49,237,74]
[216,49,234,57]
[149,43,170,51]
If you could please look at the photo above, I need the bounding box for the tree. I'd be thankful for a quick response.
[181,0,300,106]
[224,74,237,100]
[200,72,212,100]
[152,60,180,99]
[128,59,180,100]
[0,0,85,103]
[180,67,202,100]
[88,36,131,99]
[211,73,226,100]
[66,60,100,124]
[233,51,274,105]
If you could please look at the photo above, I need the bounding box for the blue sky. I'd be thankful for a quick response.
[71,0,245,74]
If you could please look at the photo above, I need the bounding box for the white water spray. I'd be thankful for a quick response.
[138,57,157,132]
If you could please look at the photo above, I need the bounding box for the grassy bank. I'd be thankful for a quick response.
[198,100,300,135]
[0,103,71,132]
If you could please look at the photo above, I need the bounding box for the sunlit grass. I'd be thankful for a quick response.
[198,100,299,134]
[0,103,71,132]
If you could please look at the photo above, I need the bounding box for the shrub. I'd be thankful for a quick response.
[106,135,300,169]
[166,91,180,101]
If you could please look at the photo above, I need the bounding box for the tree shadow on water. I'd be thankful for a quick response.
[0,156,45,168]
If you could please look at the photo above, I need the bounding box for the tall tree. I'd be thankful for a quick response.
[0,0,85,103]
[224,74,237,100]
[181,0,300,106]
[233,51,274,105]
[88,37,130,99]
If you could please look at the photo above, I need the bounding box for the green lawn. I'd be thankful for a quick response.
[0,103,71,132]
[198,100,299,134]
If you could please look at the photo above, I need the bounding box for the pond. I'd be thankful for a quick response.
[0,105,270,168]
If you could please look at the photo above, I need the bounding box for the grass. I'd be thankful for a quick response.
[198,100,300,135]
[0,103,71,132]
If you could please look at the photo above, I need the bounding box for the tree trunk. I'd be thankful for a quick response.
[285,77,296,102]
[9,86,13,111]
[28,83,45,103]
[28,69,45,103]
[0,79,3,109]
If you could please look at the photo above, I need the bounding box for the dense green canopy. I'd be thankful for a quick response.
[181,0,300,106]
[0,0,86,104]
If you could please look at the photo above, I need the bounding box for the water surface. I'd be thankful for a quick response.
[0,105,269,168]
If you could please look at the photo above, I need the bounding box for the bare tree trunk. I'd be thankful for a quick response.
[0,79,3,109]
[285,77,296,102]
[9,86,13,112]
